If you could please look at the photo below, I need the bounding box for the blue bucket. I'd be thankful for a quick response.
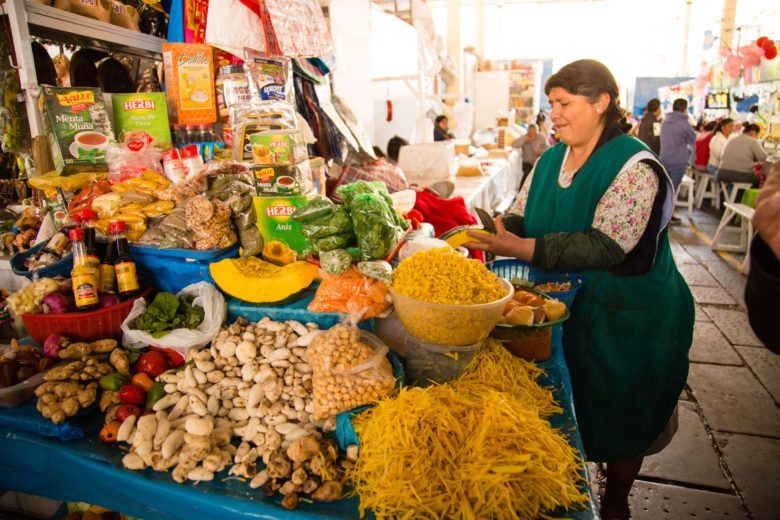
[487,259,583,308]
[11,242,74,280]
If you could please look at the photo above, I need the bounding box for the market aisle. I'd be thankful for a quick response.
[624,209,780,520]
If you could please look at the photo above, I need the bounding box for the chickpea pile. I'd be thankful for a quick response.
[308,325,395,420]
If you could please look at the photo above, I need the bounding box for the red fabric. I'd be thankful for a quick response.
[694,131,714,169]
[413,190,485,262]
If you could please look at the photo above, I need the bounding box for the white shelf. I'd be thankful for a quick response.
[3,0,164,59]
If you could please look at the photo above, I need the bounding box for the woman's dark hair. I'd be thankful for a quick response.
[744,123,761,134]
[672,98,688,112]
[387,136,409,163]
[646,98,661,113]
[372,146,386,159]
[544,59,623,125]
[618,116,633,134]
[704,121,717,131]
[714,118,733,134]
[750,105,758,113]
[535,113,546,126]
[435,115,448,125]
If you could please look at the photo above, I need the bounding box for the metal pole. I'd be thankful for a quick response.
[4,0,44,137]
[680,0,693,76]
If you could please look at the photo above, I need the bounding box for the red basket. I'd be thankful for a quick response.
[21,287,152,345]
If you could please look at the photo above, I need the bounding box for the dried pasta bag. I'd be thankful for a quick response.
[308,266,390,318]
[308,323,395,420]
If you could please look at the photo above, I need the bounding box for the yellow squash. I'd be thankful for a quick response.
[209,258,318,304]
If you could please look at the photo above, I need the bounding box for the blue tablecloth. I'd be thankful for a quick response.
[0,321,597,519]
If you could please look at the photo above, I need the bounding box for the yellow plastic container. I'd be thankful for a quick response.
[390,278,514,346]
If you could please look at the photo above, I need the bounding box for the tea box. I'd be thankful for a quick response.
[38,86,114,175]
[253,196,310,264]
[112,93,172,149]
[252,161,313,197]
[249,130,307,166]
[162,43,217,125]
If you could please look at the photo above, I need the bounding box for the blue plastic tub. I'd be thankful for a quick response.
[10,242,73,280]
[488,259,583,308]
[130,243,239,294]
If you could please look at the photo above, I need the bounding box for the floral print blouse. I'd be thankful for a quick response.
[513,160,659,253]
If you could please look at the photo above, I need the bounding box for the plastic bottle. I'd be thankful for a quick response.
[109,221,139,298]
[180,144,204,182]
[161,148,188,184]
[70,228,100,311]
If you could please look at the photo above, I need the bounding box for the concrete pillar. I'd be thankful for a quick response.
[447,0,462,97]
[720,0,738,51]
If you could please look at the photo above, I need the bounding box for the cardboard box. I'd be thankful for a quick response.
[252,161,312,196]
[161,43,217,125]
[249,130,307,166]
[38,86,114,175]
[112,92,172,149]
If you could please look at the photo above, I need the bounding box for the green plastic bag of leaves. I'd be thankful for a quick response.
[300,208,353,239]
[337,181,409,229]
[310,232,355,252]
[208,174,264,257]
[358,261,393,283]
[320,249,353,275]
[292,196,336,223]
[350,193,404,261]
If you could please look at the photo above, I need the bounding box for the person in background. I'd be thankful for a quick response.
[660,98,697,190]
[386,136,409,164]
[372,146,386,159]
[708,118,734,175]
[511,124,550,179]
[637,98,662,155]
[433,115,454,142]
[746,161,780,353]
[746,104,763,125]
[717,123,768,187]
[694,121,717,171]
[536,112,552,142]
[466,59,693,520]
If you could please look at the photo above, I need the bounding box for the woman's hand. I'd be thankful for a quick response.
[754,163,780,259]
[463,215,536,261]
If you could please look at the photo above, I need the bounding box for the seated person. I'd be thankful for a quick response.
[434,115,454,142]
[717,124,768,187]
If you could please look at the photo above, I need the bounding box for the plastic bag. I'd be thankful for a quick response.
[308,323,395,420]
[67,180,112,216]
[121,282,226,355]
[299,208,352,239]
[106,143,163,185]
[320,249,352,275]
[358,261,392,283]
[398,238,452,262]
[28,171,107,192]
[308,266,390,318]
[350,194,404,261]
[309,232,355,253]
[291,196,335,223]
[206,170,264,256]
[139,208,194,249]
[244,48,293,103]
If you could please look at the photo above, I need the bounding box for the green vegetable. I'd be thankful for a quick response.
[145,381,166,409]
[99,373,128,391]
[292,196,335,223]
[350,193,405,261]
[135,292,205,339]
[310,232,355,252]
[300,208,352,239]
[320,249,353,275]
[358,261,393,283]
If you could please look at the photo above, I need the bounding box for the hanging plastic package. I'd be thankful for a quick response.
[244,49,294,103]
[204,0,266,57]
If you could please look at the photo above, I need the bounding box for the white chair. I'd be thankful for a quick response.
[711,202,755,273]
[719,181,753,205]
[694,170,720,209]
[676,175,695,220]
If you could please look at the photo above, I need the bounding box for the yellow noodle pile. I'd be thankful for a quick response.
[350,340,587,519]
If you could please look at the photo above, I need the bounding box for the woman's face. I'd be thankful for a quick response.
[722,124,733,137]
[547,87,606,147]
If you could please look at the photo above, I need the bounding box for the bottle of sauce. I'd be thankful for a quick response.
[99,229,117,294]
[109,220,140,298]
[81,209,101,287]
[70,228,100,311]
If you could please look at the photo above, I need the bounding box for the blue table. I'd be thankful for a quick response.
[0,320,597,519]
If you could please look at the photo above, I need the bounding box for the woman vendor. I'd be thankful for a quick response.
[465,59,694,520]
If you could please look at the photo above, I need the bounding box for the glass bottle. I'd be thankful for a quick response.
[109,220,140,298]
[70,228,100,311]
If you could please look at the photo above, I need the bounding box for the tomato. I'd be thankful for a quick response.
[115,404,142,423]
[100,421,121,443]
[136,351,169,377]
[118,384,146,406]
[150,346,184,368]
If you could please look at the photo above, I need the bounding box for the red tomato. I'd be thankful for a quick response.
[136,351,169,377]
[115,404,142,423]
[118,384,147,406]
[150,346,184,368]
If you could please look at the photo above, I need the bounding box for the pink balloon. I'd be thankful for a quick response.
[728,67,740,78]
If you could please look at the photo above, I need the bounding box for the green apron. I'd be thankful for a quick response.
[523,135,694,462]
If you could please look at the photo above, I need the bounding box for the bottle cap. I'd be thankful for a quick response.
[162,148,181,162]
[69,228,85,241]
[81,209,97,220]
[108,220,127,234]
[180,144,200,159]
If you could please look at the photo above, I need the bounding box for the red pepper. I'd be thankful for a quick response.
[150,346,184,368]
[136,351,169,377]
[118,384,147,406]
[115,404,142,423]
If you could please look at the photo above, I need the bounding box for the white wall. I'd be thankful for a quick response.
[370,6,421,151]
[329,0,375,144]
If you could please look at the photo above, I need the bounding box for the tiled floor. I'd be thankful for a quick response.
[625,207,780,520]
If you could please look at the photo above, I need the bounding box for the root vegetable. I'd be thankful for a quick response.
[162,430,185,459]
[117,415,136,442]
[185,417,213,436]
[311,481,343,502]
[250,469,269,489]
[122,452,146,470]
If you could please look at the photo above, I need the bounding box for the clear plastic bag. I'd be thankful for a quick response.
[308,266,390,318]
[120,282,226,356]
[106,143,163,184]
[308,322,395,420]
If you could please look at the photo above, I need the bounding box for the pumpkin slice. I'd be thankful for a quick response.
[210,258,319,305]
[439,226,493,248]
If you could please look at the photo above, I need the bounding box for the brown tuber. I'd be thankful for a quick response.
[287,435,320,464]
[311,481,343,502]
[281,493,300,510]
